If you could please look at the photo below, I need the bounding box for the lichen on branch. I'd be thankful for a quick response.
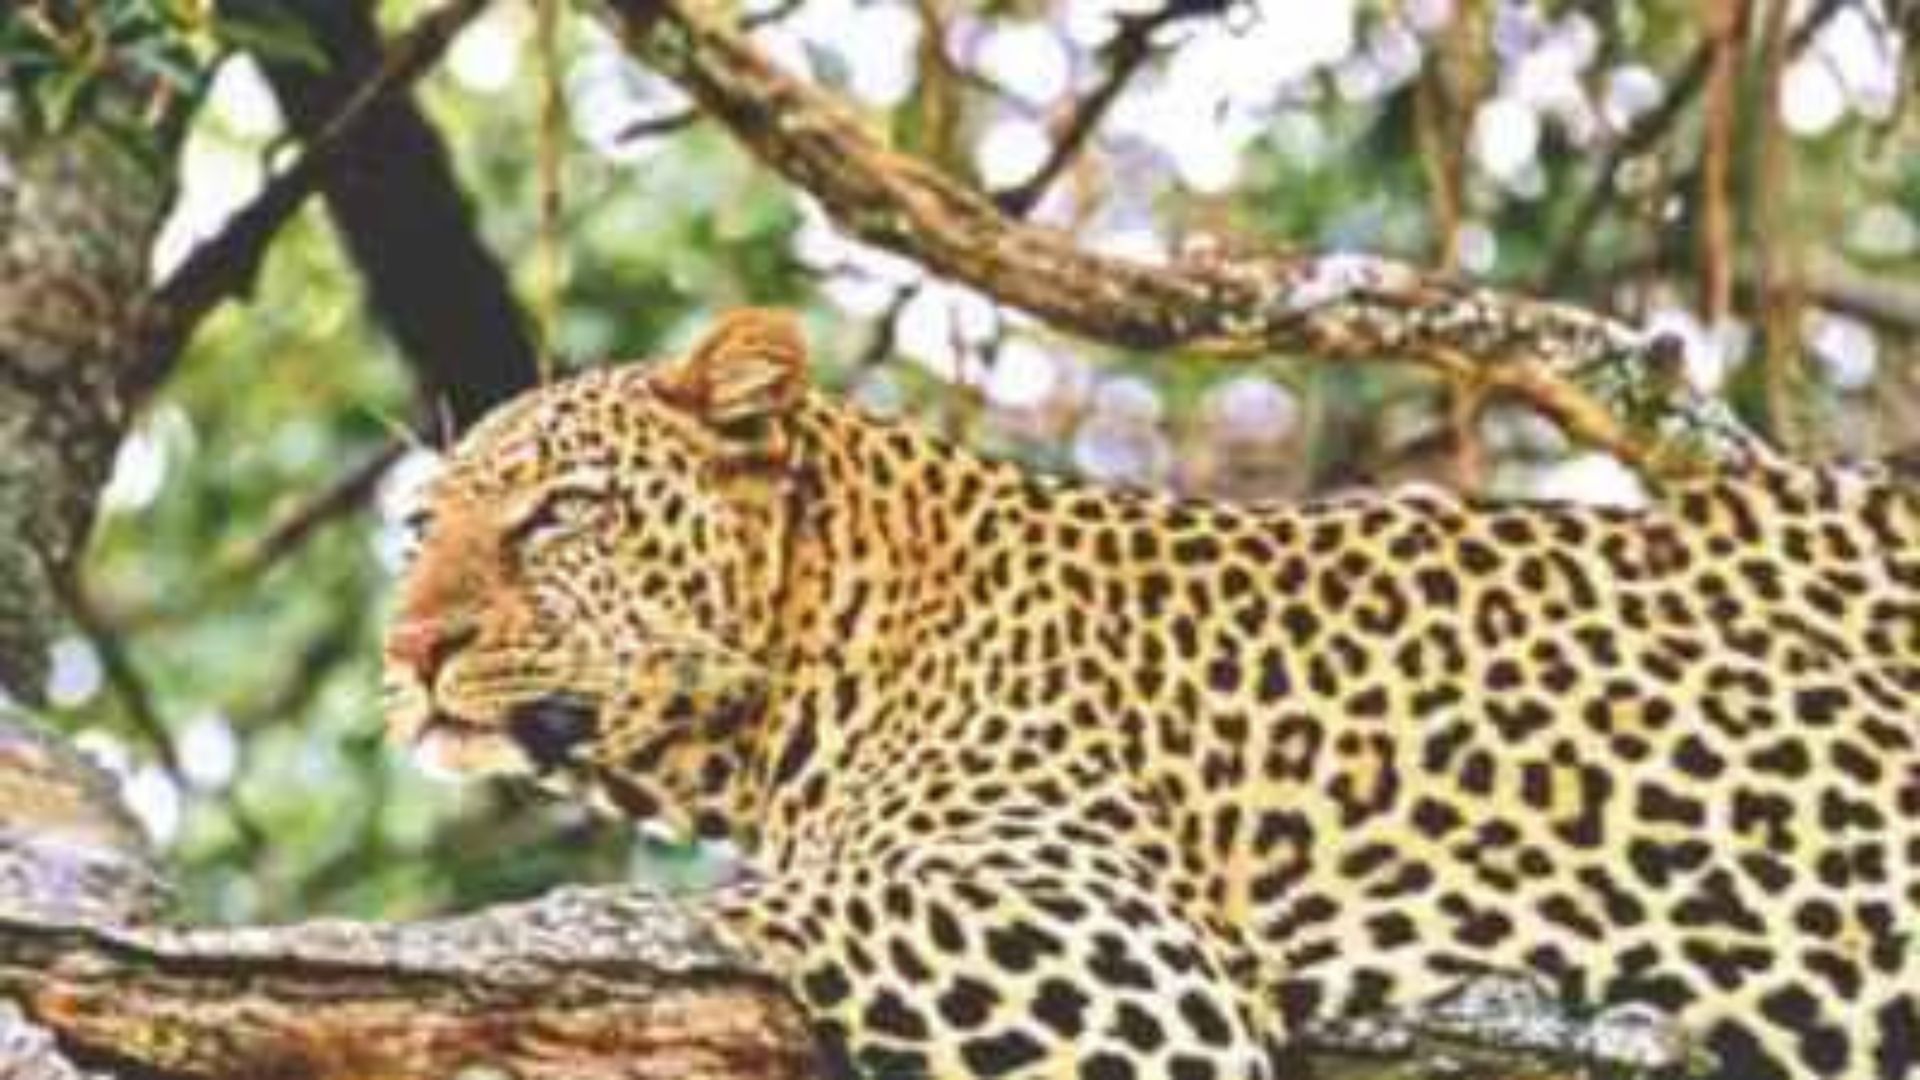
[597,0,1764,480]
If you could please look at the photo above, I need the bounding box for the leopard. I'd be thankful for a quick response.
[384,307,1920,1080]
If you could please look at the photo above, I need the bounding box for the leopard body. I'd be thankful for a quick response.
[385,310,1920,1080]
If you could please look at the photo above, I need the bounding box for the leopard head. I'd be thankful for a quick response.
[382,309,810,838]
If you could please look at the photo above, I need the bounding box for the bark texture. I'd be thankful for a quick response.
[0,120,172,703]
[3,889,824,1080]
[0,893,1693,1080]
[0,717,166,1080]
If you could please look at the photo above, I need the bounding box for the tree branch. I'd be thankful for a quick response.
[1589,247,1920,335]
[1539,0,1847,291]
[222,440,406,585]
[2,888,826,1080]
[596,0,1761,479]
[1,115,176,702]
[234,0,542,431]
[616,108,704,141]
[45,567,184,787]
[1789,254,1920,333]
[992,0,1225,217]
[0,890,1695,1080]
[130,0,499,406]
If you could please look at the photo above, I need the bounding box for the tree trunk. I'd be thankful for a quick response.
[0,113,175,703]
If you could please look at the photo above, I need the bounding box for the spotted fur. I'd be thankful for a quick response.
[385,309,1920,1080]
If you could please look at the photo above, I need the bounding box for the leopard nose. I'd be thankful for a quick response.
[507,696,599,770]
[386,618,477,682]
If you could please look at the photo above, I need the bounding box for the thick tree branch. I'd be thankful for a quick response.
[132,0,498,405]
[220,0,542,431]
[0,719,165,928]
[0,121,172,702]
[597,0,1760,479]
[0,717,166,1078]
[2,888,826,1080]
[0,891,1694,1080]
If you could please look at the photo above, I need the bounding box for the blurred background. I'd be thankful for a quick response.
[5,0,1915,923]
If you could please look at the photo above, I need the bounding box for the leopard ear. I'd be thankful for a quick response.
[653,308,808,430]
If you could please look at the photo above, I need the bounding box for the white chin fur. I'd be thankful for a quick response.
[412,727,528,780]
[636,817,683,844]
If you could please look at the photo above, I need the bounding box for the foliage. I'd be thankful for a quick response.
[0,0,331,166]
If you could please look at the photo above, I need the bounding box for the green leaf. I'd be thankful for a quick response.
[214,7,328,70]
[123,37,206,95]
[40,65,98,132]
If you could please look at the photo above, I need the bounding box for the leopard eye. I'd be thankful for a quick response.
[393,508,434,564]
[403,508,434,541]
[506,485,608,548]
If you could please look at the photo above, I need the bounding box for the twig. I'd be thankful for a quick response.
[1590,246,1920,335]
[1539,0,1847,291]
[600,0,1761,478]
[126,0,496,402]
[994,0,1226,217]
[99,440,409,637]
[1753,0,1813,454]
[616,108,702,141]
[1448,383,1488,490]
[1538,46,1712,291]
[741,0,807,30]
[1697,0,1742,323]
[41,560,278,855]
[1791,254,1920,332]
[536,0,567,380]
[1410,4,1484,272]
[898,0,963,175]
[853,286,917,374]
[1412,63,1459,271]
[44,567,183,785]
[223,441,406,585]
